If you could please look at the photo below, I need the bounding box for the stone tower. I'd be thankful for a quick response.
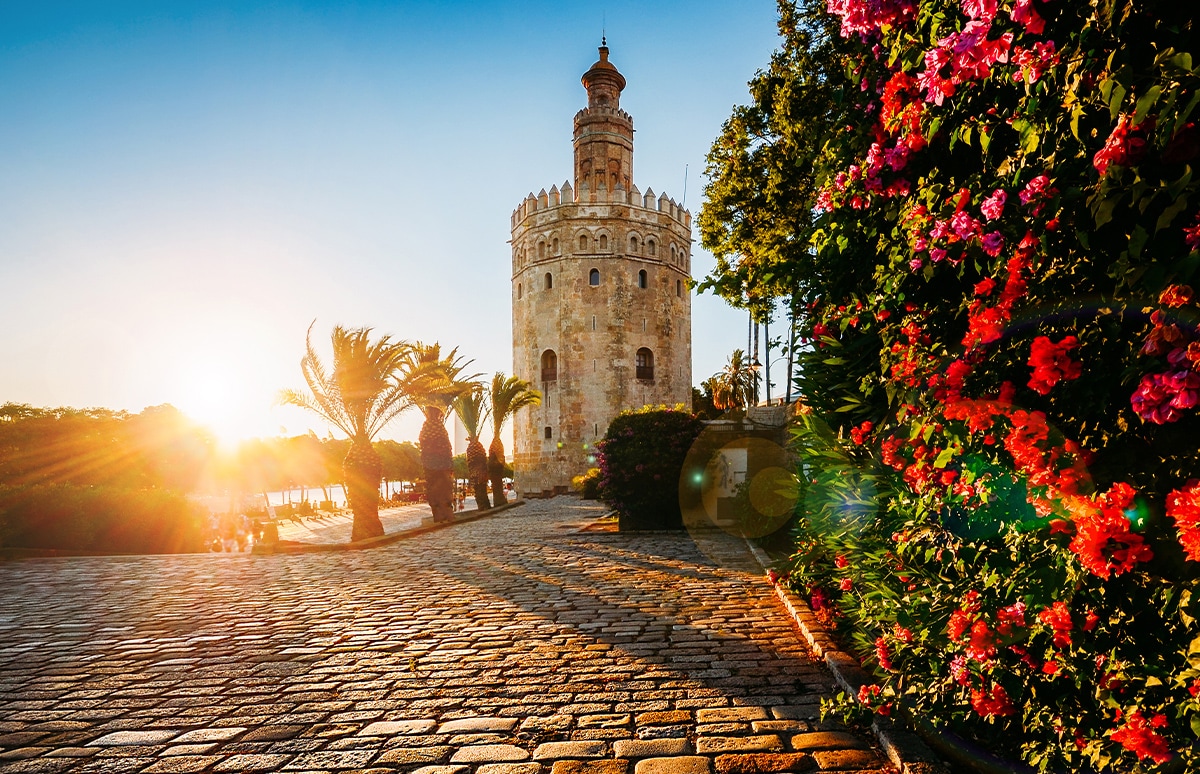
[511,43,693,496]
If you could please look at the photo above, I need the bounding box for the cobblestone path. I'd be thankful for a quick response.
[0,498,892,774]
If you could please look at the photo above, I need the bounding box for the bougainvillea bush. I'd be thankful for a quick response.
[701,0,1199,770]
[596,406,703,530]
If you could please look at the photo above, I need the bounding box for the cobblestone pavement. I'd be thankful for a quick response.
[0,497,892,774]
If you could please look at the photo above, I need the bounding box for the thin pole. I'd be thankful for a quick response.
[785,295,797,403]
[765,314,771,404]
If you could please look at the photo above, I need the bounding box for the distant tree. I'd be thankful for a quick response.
[401,343,476,523]
[709,349,758,411]
[278,324,415,541]
[377,439,423,497]
[692,383,721,420]
[453,384,492,510]
[487,373,541,504]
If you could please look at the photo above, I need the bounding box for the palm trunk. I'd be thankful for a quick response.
[466,436,491,510]
[488,437,507,506]
[419,408,455,522]
[343,438,384,541]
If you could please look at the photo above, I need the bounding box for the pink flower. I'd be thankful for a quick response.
[961,0,997,21]
[980,189,1007,220]
[1019,174,1056,215]
[1010,0,1045,34]
[952,211,982,240]
[981,231,1005,256]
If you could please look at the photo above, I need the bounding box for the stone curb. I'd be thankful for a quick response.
[253,500,527,555]
[742,540,950,774]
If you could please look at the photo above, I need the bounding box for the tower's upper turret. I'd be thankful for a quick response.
[581,41,626,108]
[574,41,633,196]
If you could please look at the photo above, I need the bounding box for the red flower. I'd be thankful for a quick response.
[1167,480,1200,562]
[875,636,894,670]
[1110,710,1173,764]
[1159,284,1195,308]
[1037,602,1073,648]
[970,683,1015,717]
[1083,610,1100,632]
[1069,484,1154,579]
[840,577,854,592]
[849,421,874,445]
[1027,335,1082,395]
[835,554,850,569]
[1094,115,1152,176]
[966,619,998,662]
[974,277,997,296]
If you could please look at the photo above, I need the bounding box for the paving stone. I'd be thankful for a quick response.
[789,732,869,752]
[141,756,224,773]
[697,707,769,724]
[89,730,179,746]
[161,744,217,755]
[375,746,453,765]
[360,719,437,736]
[713,752,817,773]
[613,738,693,758]
[634,757,714,774]
[811,749,888,769]
[636,711,691,726]
[411,767,469,774]
[171,727,247,743]
[438,717,519,734]
[551,761,630,774]
[532,740,607,759]
[696,735,785,754]
[477,765,544,774]
[450,744,531,763]
[212,753,294,770]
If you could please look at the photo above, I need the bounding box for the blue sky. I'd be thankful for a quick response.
[0,0,781,444]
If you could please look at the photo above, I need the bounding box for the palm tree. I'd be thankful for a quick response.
[401,343,476,523]
[453,385,492,511]
[488,373,541,504]
[710,349,757,411]
[278,324,413,541]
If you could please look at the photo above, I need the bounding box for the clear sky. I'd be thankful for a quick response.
[0,0,781,447]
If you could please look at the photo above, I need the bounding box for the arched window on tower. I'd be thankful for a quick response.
[579,234,589,251]
[539,241,546,260]
[648,239,657,256]
[517,283,523,299]
[544,272,553,290]
[676,279,682,297]
[541,350,558,382]
[636,348,654,380]
[552,237,560,254]
[630,235,639,253]
[599,234,608,251]
[670,244,677,263]
[638,269,647,289]
[589,268,600,286]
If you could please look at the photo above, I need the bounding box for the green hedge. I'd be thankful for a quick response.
[0,484,208,554]
[597,407,703,530]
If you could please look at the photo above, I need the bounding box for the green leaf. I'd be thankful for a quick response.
[1109,82,1127,121]
[934,448,955,469]
[1132,86,1163,125]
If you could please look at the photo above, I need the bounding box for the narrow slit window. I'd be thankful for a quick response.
[638,269,647,289]
[599,234,608,251]
[544,426,552,440]
[545,272,553,290]
[676,279,682,297]
[517,283,523,299]
[579,234,588,251]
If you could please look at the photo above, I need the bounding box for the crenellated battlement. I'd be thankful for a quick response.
[511,181,691,230]
[573,106,633,125]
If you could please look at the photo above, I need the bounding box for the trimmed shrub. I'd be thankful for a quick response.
[572,468,602,500]
[596,406,703,530]
[0,484,208,554]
